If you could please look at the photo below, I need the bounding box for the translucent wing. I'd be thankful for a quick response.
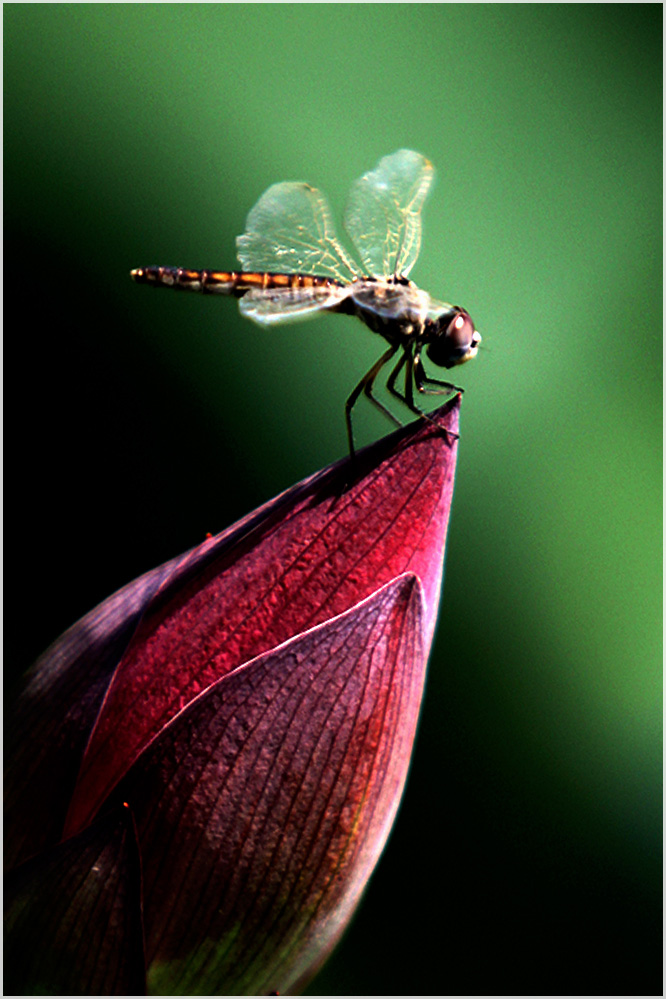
[236,182,361,284]
[350,285,456,323]
[344,149,434,279]
[349,283,429,320]
[239,283,351,326]
[424,294,456,321]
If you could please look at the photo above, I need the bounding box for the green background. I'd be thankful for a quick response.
[6,5,661,995]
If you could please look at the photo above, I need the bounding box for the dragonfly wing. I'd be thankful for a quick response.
[344,150,434,279]
[349,283,427,320]
[423,294,456,320]
[239,283,351,326]
[236,181,361,284]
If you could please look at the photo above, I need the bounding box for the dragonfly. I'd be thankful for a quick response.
[131,149,480,457]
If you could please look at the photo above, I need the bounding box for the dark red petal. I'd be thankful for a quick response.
[5,551,195,868]
[4,805,145,996]
[114,574,424,996]
[67,398,459,836]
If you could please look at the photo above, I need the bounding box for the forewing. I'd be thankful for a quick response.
[344,150,434,279]
[239,283,351,326]
[236,182,360,283]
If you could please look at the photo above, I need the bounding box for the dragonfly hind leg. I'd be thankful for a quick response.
[345,344,400,457]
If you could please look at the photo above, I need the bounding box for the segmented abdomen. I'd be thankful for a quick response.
[130,267,342,296]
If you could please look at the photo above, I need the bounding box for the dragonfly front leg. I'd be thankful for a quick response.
[413,345,463,395]
[345,344,399,457]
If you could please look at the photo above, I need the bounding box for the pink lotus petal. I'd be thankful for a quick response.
[65,398,460,836]
[115,574,425,996]
[7,397,463,995]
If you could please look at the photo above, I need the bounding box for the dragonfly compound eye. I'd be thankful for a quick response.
[426,309,480,368]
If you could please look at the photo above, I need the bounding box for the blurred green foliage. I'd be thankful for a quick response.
[6,5,661,995]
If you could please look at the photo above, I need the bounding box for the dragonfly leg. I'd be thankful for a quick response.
[386,346,460,442]
[385,346,426,419]
[413,346,463,395]
[404,347,417,410]
[386,351,408,400]
[345,344,399,457]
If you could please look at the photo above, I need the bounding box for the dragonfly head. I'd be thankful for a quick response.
[426,308,481,369]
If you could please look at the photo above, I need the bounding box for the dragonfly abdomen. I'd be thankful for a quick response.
[130,266,341,297]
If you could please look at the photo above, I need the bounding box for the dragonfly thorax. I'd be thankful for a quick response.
[425,308,481,370]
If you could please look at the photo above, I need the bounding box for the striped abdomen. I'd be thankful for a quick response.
[130,266,342,296]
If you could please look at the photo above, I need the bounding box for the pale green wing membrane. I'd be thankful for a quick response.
[236,181,360,284]
[344,150,434,279]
